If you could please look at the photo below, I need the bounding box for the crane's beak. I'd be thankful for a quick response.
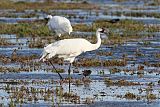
[44,17,49,25]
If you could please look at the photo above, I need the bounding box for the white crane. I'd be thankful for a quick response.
[40,28,107,92]
[45,15,73,37]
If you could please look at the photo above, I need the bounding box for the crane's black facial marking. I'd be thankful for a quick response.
[45,17,49,21]
[44,18,49,25]
[45,18,49,21]
[99,28,105,33]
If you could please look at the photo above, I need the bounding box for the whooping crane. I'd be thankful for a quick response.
[45,15,73,37]
[40,28,107,92]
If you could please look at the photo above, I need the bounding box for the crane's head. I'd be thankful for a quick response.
[44,15,53,24]
[97,28,109,34]
[46,15,53,19]
[97,28,105,33]
[97,28,109,39]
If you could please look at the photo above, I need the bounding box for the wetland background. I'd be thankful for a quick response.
[0,0,160,106]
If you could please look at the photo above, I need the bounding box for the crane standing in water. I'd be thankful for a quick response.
[40,28,108,92]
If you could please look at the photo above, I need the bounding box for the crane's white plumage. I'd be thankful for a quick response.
[40,28,106,63]
[40,28,107,90]
[46,15,73,37]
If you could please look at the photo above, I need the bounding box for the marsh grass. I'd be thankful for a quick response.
[0,19,159,47]
[0,0,99,12]
[73,58,127,67]
[104,78,140,86]
[0,22,50,37]
[105,11,160,18]
[124,92,136,99]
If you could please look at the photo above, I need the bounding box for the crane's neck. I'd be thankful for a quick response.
[89,31,101,51]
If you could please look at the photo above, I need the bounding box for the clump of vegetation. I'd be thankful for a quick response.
[104,78,140,86]
[124,92,136,99]
[142,41,151,46]
[147,94,157,100]
[62,92,80,104]
[74,58,127,67]
[84,97,94,104]
[155,53,160,58]
[97,51,113,56]
[103,59,127,66]
[109,68,121,74]
[73,58,101,67]
[0,55,11,64]
[72,79,83,86]
[0,66,30,73]
[51,68,65,73]
[113,0,128,2]
[149,63,160,67]
[0,37,14,46]
[137,65,144,70]
[104,78,114,85]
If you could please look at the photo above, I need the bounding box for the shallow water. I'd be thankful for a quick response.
[0,0,160,106]
[0,31,159,106]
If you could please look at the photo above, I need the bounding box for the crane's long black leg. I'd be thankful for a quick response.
[68,63,72,93]
[49,61,63,80]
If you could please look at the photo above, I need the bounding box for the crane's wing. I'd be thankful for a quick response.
[47,19,57,31]
[40,41,61,61]
[44,41,61,53]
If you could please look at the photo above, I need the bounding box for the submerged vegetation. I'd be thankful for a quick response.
[73,58,127,67]
[0,0,160,106]
[104,78,140,86]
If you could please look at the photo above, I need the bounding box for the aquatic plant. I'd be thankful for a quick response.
[73,79,83,86]
[8,98,16,107]
[147,94,157,100]
[137,65,144,70]
[0,37,14,46]
[124,92,136,99]
[104,78,113,86]
[155,53,160,58]
[104,78,140,86]
[51,68,65,73]
[74,58,127,67]
[109,68,121,74]
[103,59,127,67]
[84,97,94,104]
[97,51,113,56]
